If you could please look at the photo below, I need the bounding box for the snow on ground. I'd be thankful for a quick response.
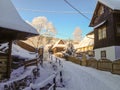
[57,59,120,90]
[1,42,120,90]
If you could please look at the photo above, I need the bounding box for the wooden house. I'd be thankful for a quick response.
[52,40,66,54]
[0,0,38,80]
[89,0,120,61]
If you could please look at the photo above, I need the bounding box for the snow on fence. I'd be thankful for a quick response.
[48,83,55,90]
[0,66,38,90]
[26,55,64,90]
[31,73,57,90]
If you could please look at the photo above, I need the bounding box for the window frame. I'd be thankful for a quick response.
[101,50,106,59]
[116,23,120,36]
[98,25,107,40]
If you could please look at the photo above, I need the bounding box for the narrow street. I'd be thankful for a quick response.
[57,60,120,90]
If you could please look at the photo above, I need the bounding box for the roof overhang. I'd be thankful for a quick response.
[94,20,106,29]
[98,0,120,10]
[86,30,94,36]
[0,0,39,42]
[0,27,38,43]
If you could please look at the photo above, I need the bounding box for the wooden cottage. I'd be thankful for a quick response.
[89,0,120,61]
[0,0,38,80]
[52,40,66,54]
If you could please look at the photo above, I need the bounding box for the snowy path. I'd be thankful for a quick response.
[57,60,120,90]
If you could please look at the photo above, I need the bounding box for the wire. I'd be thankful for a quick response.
[64,0,90,20]
[17,8,92,14]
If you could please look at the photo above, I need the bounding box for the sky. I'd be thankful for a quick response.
[11,0,97,40]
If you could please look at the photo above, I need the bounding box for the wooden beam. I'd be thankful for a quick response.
[7,40,12,78]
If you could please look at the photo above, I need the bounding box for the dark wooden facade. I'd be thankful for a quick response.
[90,2,120,49]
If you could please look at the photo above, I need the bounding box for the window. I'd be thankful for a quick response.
[101,50,106,59]
[98,25,106,40]
[116,23,120,36]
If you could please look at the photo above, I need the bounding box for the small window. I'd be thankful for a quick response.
[101,50,106,59]
[98,25,106,40]
[116,23,120,36]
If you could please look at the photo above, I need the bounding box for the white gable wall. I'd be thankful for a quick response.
[94,46,116,61]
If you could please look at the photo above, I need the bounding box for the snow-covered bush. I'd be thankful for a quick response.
[64,42,74,56]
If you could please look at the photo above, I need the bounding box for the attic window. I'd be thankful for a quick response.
[116,23,120,36]
[98,25,106,40]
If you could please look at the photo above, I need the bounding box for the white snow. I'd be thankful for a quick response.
[31,73,56,89]
[0,42,37,59]
[0,43,8,53]
[0,0,38,34]
[52,40,66,49]
[57,59,120,90]
[77,35,94,48]
[0,44,120,90]
[98,0,120,10]
[12,44,37,60]
[0,66,36,90]
[19,55,120,90]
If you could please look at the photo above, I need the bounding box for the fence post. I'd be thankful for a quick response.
[56,58,57,63]
[60,71,63,83]
[97,61,98,69]
[59,59,61,66]
[53,77,56,90]
[111,62,113,73]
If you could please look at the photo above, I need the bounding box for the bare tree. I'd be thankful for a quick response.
[25,16,57,62]
[73,27,82,42]
[30,16,57,37]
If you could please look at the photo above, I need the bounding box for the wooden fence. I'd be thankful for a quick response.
[112,60,120,75]
[65,56,120,75]
[97,59,113,72]
[67,56,81,65]
[86,58,98,69]
[31,73,57,90]
[24,59,39,69]
[0,53,8,80]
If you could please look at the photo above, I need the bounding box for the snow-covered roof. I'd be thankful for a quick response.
[74,44,80,49]
[98,0,120,10]
[78,35,94,48]
[12,44,37,60]
[0,0,38,34]
[52,40,65,49]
